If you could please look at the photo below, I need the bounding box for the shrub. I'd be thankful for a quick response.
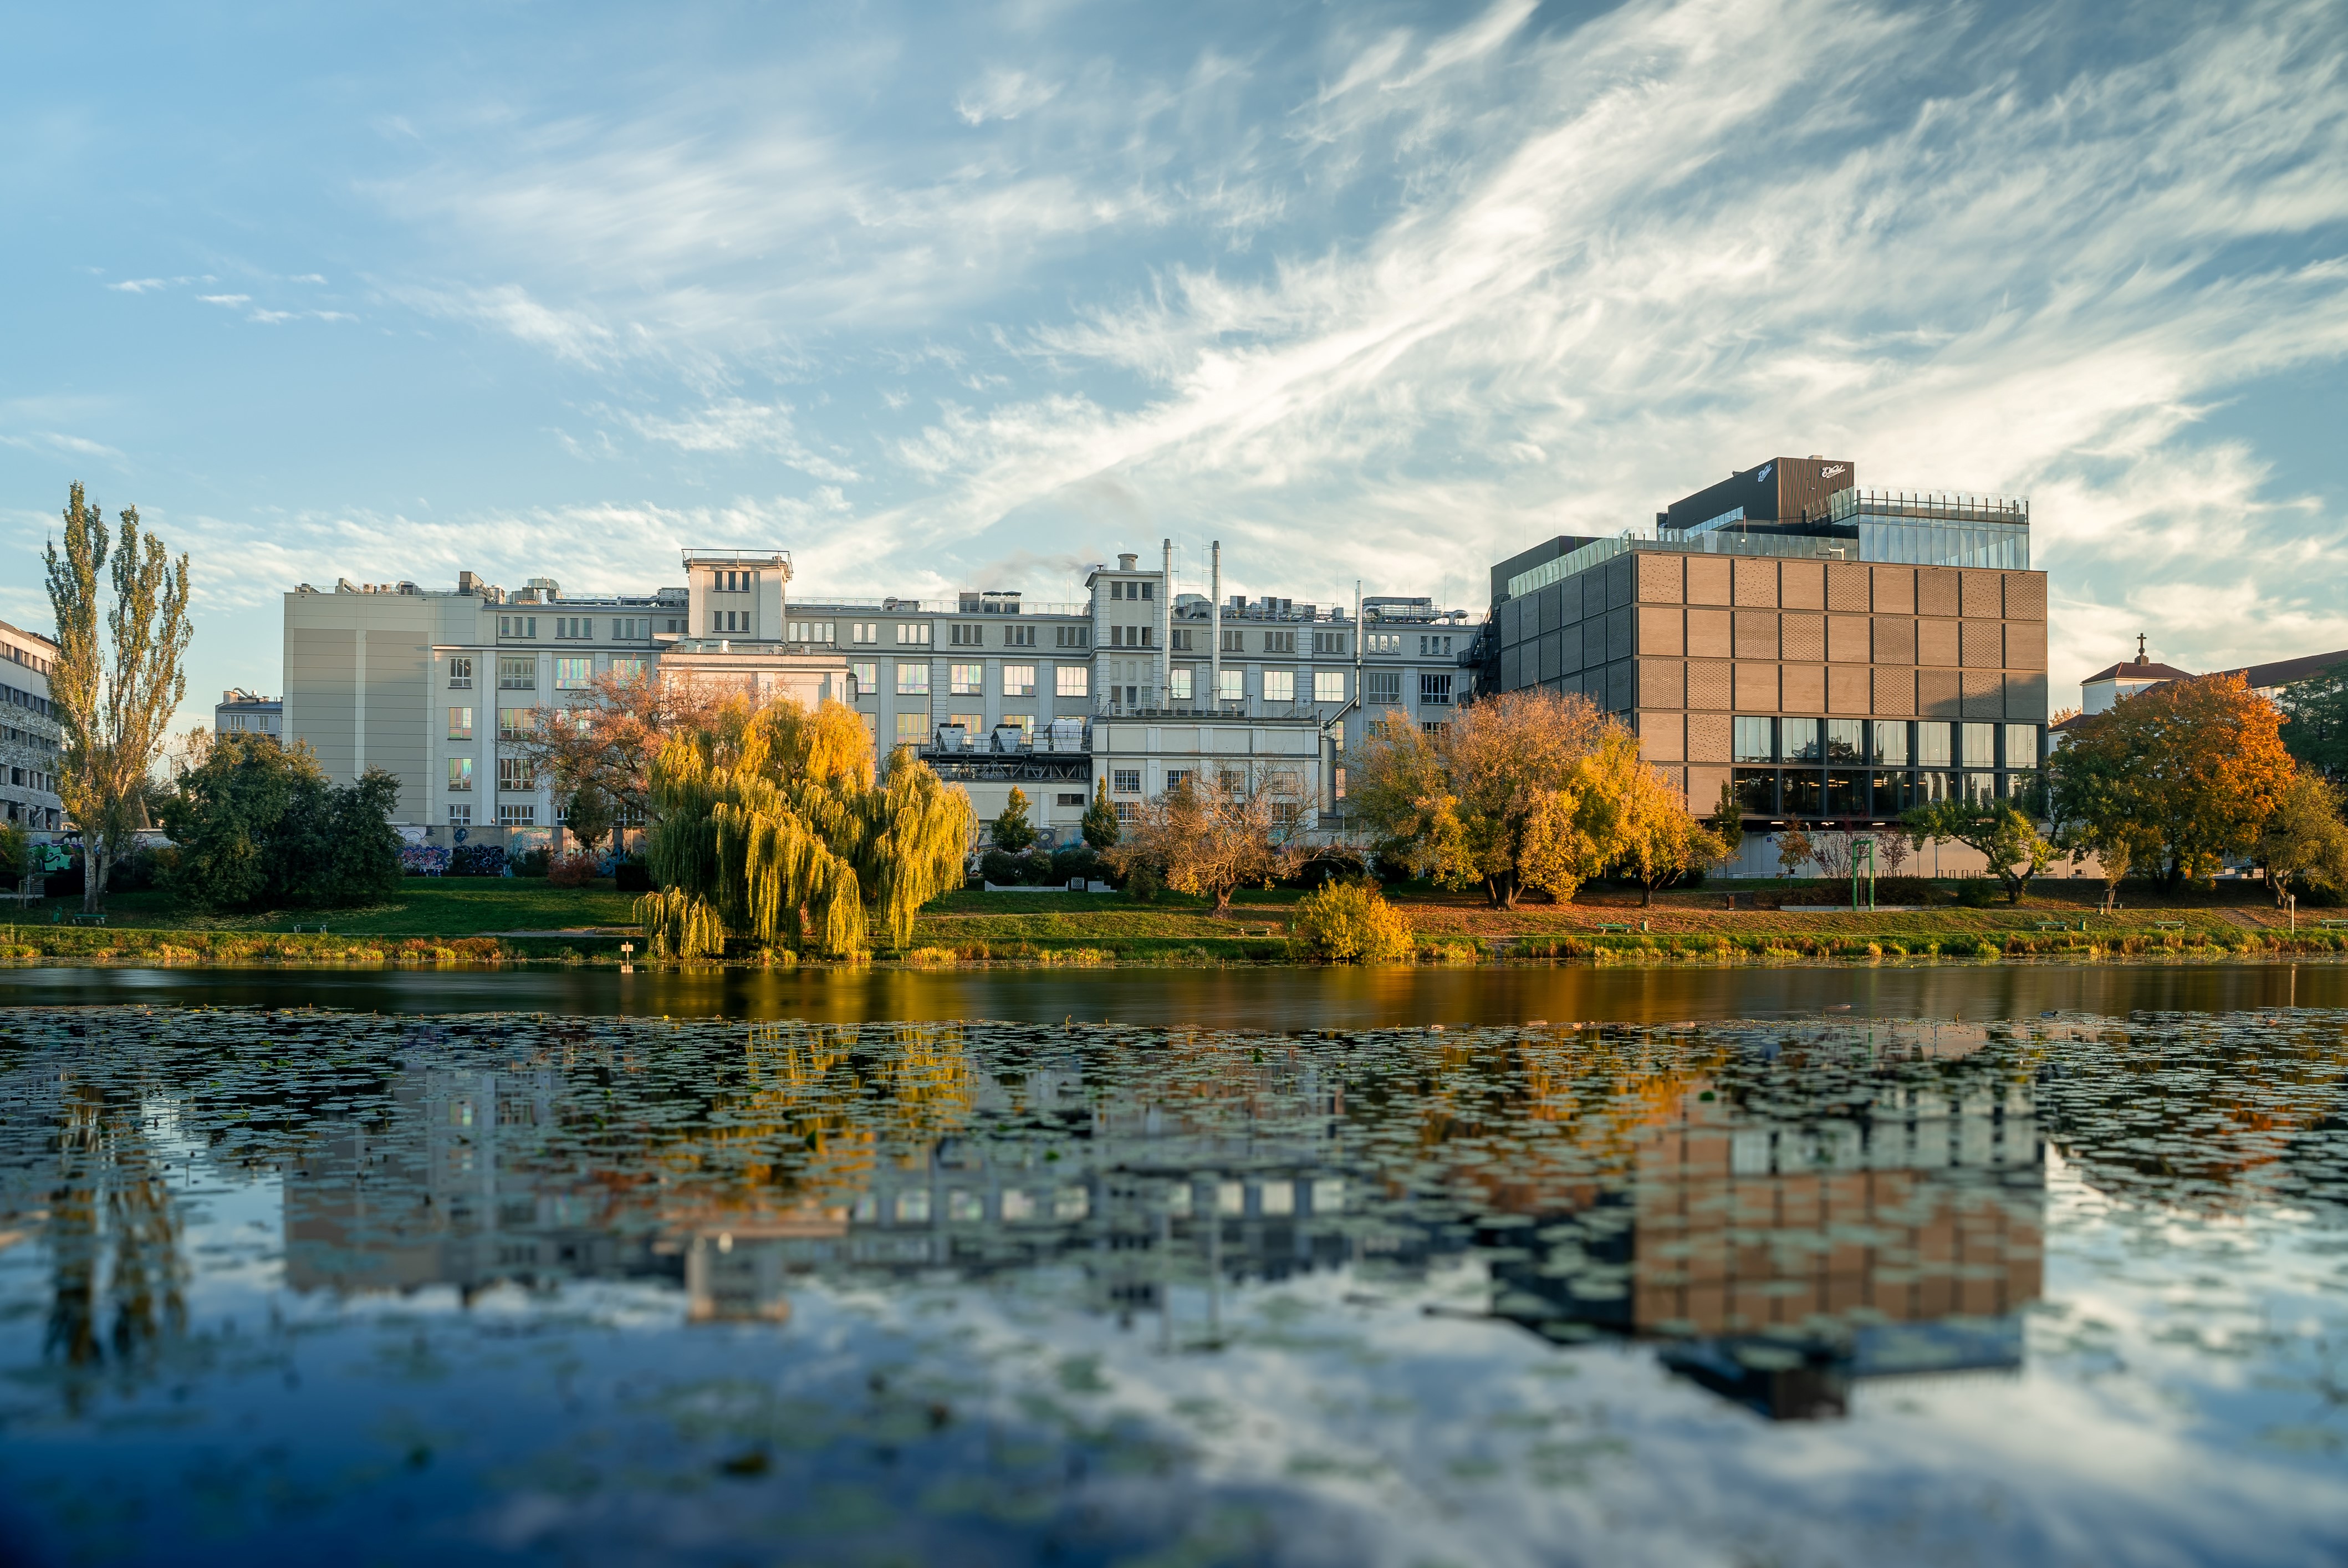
[512,847,551,879]
[980,849,1020,886]
[1956,878,1998,908]
[1017,846,1057,885]
[548,852,600,888]
[1051,845,1099,884]
[612,857,655,893]
[449,844,508,877]
[1289,880,1414,962]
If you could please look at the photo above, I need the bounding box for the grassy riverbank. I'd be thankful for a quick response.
[2,877,2342,966]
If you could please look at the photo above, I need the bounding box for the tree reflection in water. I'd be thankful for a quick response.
[43,1078,189,1406]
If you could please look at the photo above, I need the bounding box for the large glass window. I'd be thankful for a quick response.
[1783,772,1823,815]
[1732,770,1775,813]
[1825,719,1865,762]
[1365,671,1402,706]
[893,712,927,743]
[497,757,535,792]
[1783,718,1823,763]
[895,624,931,646]
[497,708,534,740]
[447,706,473,740]
[1963,772,1996,804]
[1825,772,1864,816]
[1264,670,1295,703]
[1003,664,1037,697]
[1170,668,1193,701]
[498,656,535,690]
[1870,772,1908,814]
[896,663,929,696]
[1733,716,1774,763]
[1056,666,1089,697]
[1314,671,1346,703]
[446,758,474,792]
[554,657,592,689]
[609,655,648,682]
[1874,721,1909,766]
[2004,724,2039,769]
[447,804,472,826]
[448,657,474,689]
[1420,673,1454,706]
[950,663,982,695]
[850,661,877,694]
[1218,668,1243,702]
[1961,723,1996,769]
[1917,723,1952,767]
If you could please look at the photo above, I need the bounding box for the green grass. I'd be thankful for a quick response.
[22,879,640,936]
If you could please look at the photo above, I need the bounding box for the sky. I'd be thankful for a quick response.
[4,0,2346,733]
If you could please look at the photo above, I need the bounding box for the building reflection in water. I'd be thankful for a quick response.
[271,1019,2039,1418]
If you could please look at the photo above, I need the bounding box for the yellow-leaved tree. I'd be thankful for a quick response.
[639,697,972,958]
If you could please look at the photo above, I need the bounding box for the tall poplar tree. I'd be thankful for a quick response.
[44,484,193,912]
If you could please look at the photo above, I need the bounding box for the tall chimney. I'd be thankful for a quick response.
[1209,541,1222,715]
[1160,537,1173,712]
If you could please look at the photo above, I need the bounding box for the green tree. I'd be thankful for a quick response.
[642,698,972,958]
[1706,779,1745,862]
[0,821,27,896]
[563,783,616,856]
[2277,661,2348,783]
[159,734,402,909]
[1902,799,2055,903]
[1082,777,1121,850]
[44,484,193,912]
[991,785,1038,851]
[2254,769,2348,904]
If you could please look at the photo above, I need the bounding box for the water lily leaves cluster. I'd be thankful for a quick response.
[640,697,972,957]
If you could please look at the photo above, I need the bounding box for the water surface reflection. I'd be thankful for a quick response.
[1,1007,2344,1564]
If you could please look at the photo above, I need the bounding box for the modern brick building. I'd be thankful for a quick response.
[1483,456,2049,851]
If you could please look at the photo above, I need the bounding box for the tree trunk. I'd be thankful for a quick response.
[1641,881,1654,907]
[1212,885,1233,917]
[85,845,107,913]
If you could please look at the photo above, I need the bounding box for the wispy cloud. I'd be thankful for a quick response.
[615,398,862,482]
[197,293,252,307]
[106,278,169,293]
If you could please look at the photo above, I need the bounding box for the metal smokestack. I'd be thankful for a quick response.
[1209,541,1222,714]
[1161,537,1173,711]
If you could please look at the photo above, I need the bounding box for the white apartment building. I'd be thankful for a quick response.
[0,618,64,834]
[282,542,1479,847]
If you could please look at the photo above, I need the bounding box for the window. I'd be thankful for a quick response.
[950,663,983,695]
[1114,802,1137,823]
[610,655,649,682]
[663,617,684,634]
[498,656,535,689]
[1110,581,1124,600]
[1916,723,1952,767]
[448,657,474,689]
[498,803,536,826]
[715,569,756,592]
[498,757,536,792]
[1165,768,1191,793]
[711,609,754,634]
[851,623,878,643]
[1003,664,1037,697]
[1220,629,1243,652]
[1264,670,1295,703]
[895,624,931,646]
[1961,722,1996,770]
[1056,793,1085,808]
[788,621,836,643]
[1733,716,1774,763]
[1265,630,1296,654]
[447,706,474,740]
[1113,769,1142,794]
[1006,624,1035,647]
[1421,719,1448,734]
[1218,668,1243,702]
[896,663,929,696]
[1366,632,1401,654]
[1313,631,1347,655]
[1825,719,1865,762]
[1170,667,1193,701]
[614,617,648,640]
[1365,671,1402,706]
[1875,721,1910,766]
[1783,717,1823,762]
[1056,666,1089,697]
[949,624,983,646]
[1420,634,1453,657]
[447,804,472,826]
[1110,625,1155,648]
[498,615,537,639]
[850,661,877,696]
[1171,629,1194,651]
[2005,724,2040,769]
[555,657,593,689]
[1419,673,1453,706]
[498,708,535,739]
[447,758,474,791]
[894,712,927,743]
[554,616,592,639]
[1314,672,1346,703]
[947,712,984,737]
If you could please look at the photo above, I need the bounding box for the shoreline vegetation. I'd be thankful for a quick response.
[2,879,2342,968]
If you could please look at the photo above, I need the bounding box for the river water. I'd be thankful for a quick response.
[1,969,2345,1565]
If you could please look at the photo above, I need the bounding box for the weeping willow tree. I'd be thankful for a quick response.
[639,697,973,959]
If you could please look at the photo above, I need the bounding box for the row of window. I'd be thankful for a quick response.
[1727,768,2039,817]
[443,804,539,826]
[498,614,668,640]
[446,757,538,792]
[7,765,55,791]
[2,682,52,719]
[1730,717,2039,769]
[449,655,650,691]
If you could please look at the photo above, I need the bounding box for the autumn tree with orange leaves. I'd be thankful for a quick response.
[2048,672,2295,888]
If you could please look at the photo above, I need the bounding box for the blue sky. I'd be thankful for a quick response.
[5,0,2346,731]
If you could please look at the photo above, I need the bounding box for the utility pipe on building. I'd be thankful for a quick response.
[1161,537,1173,712]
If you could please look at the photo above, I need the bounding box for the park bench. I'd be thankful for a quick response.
[1592,923,1632,933]
[2036,921,2066,931]
[289,922,329,934]
[57,911,108,928]
[2152,920,2186,930]
[2319,918,2348,930]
